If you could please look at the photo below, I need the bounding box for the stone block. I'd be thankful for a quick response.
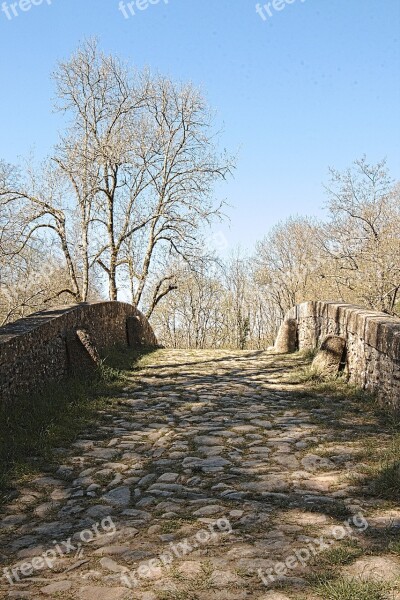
[311,335,346,376]
[0,302,158,402]
[274,319,298,354]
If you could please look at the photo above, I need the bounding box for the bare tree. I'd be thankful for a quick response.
[0,159,84,303]
[151,263,226,348]
[54,40,232,306]
[254,216,323,318]
[151,251,273,350]
[322,157,400,314]
[121,74,233,314]
[0,40,233,322]
[53,39,153,301]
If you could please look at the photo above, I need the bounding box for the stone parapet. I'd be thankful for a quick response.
[0,302,158,402]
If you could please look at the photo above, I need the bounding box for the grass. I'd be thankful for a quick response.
[286,349,376,401]
[360,434,400,501]
[0,345,156,503]
[306,541,365,588]
[285,351,400,503]
[101,344,158,372]
[389,540,400,555]
[159,519,186,534]
[157,590,198,600]
[318,543,365,567]
[289,366,374,402]
[315,577,391,600]
[298,348,319,361]
[367,461,400,501]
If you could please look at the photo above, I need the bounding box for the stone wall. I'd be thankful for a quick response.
[281,301,400,408]
[0,302,158,402]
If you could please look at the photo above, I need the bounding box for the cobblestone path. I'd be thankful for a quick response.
[1,350,399,599]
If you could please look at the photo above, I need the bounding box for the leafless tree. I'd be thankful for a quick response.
[121,74,233,313]
[255,216,322,318]
[0,40,233,323]
[321,157,400,314]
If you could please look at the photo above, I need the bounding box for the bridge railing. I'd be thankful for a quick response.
[0,301,158,402]
[274,301,400,408]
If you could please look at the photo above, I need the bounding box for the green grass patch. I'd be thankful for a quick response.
[285,351,400,505]
[389,540,400,555]
[356,433,400,501]
[286,352,376,403]
[315,577,390,600]
[317,543,364,567]
[365,462,400,501]
[297,372,374,403]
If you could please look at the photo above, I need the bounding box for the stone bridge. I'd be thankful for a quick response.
[0,302,158,402]
[0,302,399,599]
[275,301,400,408]
[1,300,399,406]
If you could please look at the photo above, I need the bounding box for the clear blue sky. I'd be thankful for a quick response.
[1,0,399,251]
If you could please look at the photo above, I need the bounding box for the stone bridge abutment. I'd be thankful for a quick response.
[275,301,400,407]
[0,302,158,402]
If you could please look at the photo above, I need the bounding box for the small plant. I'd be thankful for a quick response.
[160,519,184,534]
[98,361,123,383]
[298,348,318,361]
[389,540,400,555]
[316,576,390,600]
[367,461,400,501]
[318,543,364,567]
[360,434,400,501]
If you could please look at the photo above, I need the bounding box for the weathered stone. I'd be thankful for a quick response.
[301,454,335,472]
[210,569,243,586]
[76,328,102,366]
[273,453,299,469]
[156,472,179,483]
[259,594,292,600]
[10,535,38,551]
[311,335,346,376]
[1,514,27,526]
[274,319,297,354]
[194,436,226,445]
[285,301,400,407]
[41,581,72,595]
[343,556,400,582]
[33,502,59,518]
[1,346,394,600]
[138,473,157,487]
[100,557,129,573]
[182,456,231,469]
[121,508,152,520]
[94,545,131,556]
[86,504,115,518]
[0,302,157,402]
[102,486,131,507]
[193,505,224,517]
[178,560,204,578]
[229,510,244,518]
[78,587,129,600]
